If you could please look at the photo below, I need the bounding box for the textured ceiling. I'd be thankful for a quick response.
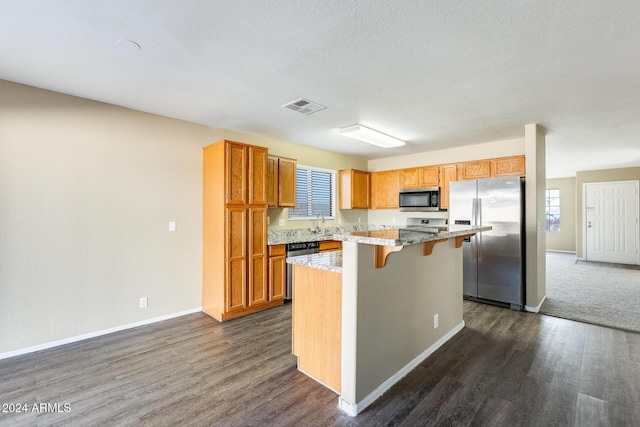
[2,1,640,178]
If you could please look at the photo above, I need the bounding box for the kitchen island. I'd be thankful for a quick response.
[287,225,491,416]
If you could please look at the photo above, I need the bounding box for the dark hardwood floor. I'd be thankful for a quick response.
[1,301,639,426]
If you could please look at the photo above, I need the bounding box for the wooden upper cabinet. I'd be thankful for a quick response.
[371,170,400,209]
[491,155,526,177]
[438,164,458,209]
[458,160,491,180]
[248,146,268,205]
[339,169,370,209]
[226,142,248,205]
[266,156,278,207]
[420,166,440,187]
[267,155,296,208]
[277,157,297,207]
[400,168,420,189]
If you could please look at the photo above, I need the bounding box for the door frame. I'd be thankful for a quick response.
[582,180,640,265]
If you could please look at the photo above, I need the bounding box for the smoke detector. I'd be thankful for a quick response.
[282,98,326,115]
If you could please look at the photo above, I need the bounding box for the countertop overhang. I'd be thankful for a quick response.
[331,225,492,247]
[286,225,492,271]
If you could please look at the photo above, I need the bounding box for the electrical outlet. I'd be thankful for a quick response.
[338,218,341,225]
[267,216,270,225]
[139,297,148,308]
[392,218,396,224]
[358,218,361,224]
[278,219,285,226]
[434,313,439,329]
[169,221,176,232]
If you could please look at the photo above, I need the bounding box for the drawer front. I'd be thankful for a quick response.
[319,240,342,252]
[268,244,286,257]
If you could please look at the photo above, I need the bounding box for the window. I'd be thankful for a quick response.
[546,188,560,232]
[288,166,336,220]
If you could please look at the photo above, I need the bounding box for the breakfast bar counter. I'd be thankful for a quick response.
[287,225,491,416]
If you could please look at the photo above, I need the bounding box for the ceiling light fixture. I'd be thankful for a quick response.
[338,124,405,148]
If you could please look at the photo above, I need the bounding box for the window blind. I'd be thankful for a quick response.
[288,167,334,218]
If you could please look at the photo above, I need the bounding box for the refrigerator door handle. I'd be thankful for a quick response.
[478,198,483,259]
[472,198,477,226]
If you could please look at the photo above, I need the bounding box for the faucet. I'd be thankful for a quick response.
[315,213,325,231]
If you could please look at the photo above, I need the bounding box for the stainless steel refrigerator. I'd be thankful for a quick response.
[449,177,525,310]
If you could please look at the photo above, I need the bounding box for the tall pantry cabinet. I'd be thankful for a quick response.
[203,140,283,321]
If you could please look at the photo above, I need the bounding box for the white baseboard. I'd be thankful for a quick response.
[546,250,576,254]
[525,296,546,313]
[0,307,203,361]
[337,320,465,417]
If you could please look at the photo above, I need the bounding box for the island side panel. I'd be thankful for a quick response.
[292,264,342,393]
[343,239,464,406]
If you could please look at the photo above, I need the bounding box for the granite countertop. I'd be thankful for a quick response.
[331,225,492,247]
[268,224,395,245]
[286,250,343,273]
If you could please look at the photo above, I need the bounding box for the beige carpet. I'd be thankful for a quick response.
[541,252,640,333]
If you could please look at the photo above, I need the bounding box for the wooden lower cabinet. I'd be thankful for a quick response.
[319,240,342,252]
[224,207,271,316]
[268,244,286,301]
[292,265,342,392]
[225,207,247,314]
[248,207,268,306]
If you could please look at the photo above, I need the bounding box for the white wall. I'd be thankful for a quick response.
[546,177,577,252]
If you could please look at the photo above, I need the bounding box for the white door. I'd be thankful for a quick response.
[584,180,639,265]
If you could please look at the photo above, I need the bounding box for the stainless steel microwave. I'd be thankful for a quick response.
[399,187,440,211]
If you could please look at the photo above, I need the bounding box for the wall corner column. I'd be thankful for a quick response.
[524,124,546,310]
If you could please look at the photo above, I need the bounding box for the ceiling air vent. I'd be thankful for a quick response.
[282,98,326,115]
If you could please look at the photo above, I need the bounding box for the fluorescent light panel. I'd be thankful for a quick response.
[338,124,405,148]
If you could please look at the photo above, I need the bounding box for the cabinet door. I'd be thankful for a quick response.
[278,157,297,207]
[248,207,268,306]
[266,156,278,207]
[248,146,268,205]
[371,170,399,209]
[226,143,247,205]
[459,160,491,180]
[400,168,420,189]
[439,164,458,209]
[226,207,247,313]
[351,170,370,209]
[339,169,370,209]
[269,250,286,301]
[491,155,525,177]
[419,166,440,187]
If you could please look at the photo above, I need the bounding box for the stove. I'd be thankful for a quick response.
[403,217,448,233]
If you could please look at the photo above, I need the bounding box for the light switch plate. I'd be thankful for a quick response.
[169,221,176,232]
